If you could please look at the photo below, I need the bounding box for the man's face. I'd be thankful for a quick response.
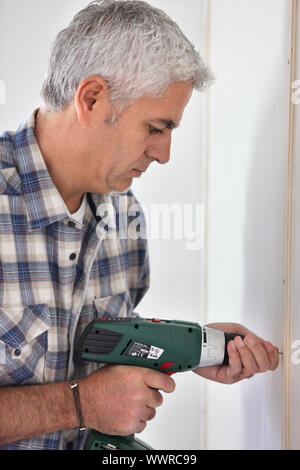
[85,81,193,194]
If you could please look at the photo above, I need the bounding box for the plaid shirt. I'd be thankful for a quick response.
[0,109,150,450]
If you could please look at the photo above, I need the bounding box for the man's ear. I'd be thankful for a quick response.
[75,75,111,127]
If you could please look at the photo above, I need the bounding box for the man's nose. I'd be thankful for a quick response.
[145,133,172,165]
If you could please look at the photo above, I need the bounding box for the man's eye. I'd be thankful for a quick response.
[149,125,163,135]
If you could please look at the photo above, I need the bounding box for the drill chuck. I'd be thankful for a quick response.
[199,327,244,366]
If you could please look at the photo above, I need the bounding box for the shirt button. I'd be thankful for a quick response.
[68,221,76,229]
[14,349,21,358]
[69,253,77,261]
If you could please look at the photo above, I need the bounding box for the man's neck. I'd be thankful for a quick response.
[34,108,84,214]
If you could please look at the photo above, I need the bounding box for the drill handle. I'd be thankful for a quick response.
[223,333,245,366]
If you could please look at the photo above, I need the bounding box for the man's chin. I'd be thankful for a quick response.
[109,178,132,194]
[93,177,133,195]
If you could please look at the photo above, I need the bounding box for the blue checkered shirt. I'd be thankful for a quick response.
[0,109,150,449]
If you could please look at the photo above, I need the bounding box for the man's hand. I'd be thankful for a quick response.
[79,365,175,436]
[193,323,280,384]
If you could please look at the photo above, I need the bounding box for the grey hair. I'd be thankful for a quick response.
[41,0,214,113]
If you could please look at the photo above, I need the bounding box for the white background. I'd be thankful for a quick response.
[0,0,298,450]
[204,0,290,450]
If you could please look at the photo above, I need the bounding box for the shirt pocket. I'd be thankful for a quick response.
[93,291,132,320]
[0,304,52,385]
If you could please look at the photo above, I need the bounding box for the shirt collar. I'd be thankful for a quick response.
[13,109,69,231]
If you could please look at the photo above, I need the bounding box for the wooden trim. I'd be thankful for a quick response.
[284,0,298,451]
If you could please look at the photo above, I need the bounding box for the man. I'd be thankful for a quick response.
[0,0,279,450]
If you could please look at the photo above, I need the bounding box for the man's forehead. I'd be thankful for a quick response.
[132,82,192,128]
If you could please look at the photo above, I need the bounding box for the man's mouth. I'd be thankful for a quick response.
[131,169,143,176]
[131,168,147,176]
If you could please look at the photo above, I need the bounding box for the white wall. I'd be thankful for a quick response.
[0,0,79,128]
[205,0,291,450]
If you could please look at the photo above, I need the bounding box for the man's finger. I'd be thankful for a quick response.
[243,336,271,372]
[148,389,163,409]
[227,340,243,381]
[234,336,259,373]
[143,369,176,394]
[262,341,280,370]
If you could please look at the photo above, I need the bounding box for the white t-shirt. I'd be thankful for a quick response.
[61,193,87,225]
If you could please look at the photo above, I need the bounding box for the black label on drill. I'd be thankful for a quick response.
[125,342,164,359]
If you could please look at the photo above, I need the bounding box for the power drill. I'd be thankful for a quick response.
[79,317,244,450]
